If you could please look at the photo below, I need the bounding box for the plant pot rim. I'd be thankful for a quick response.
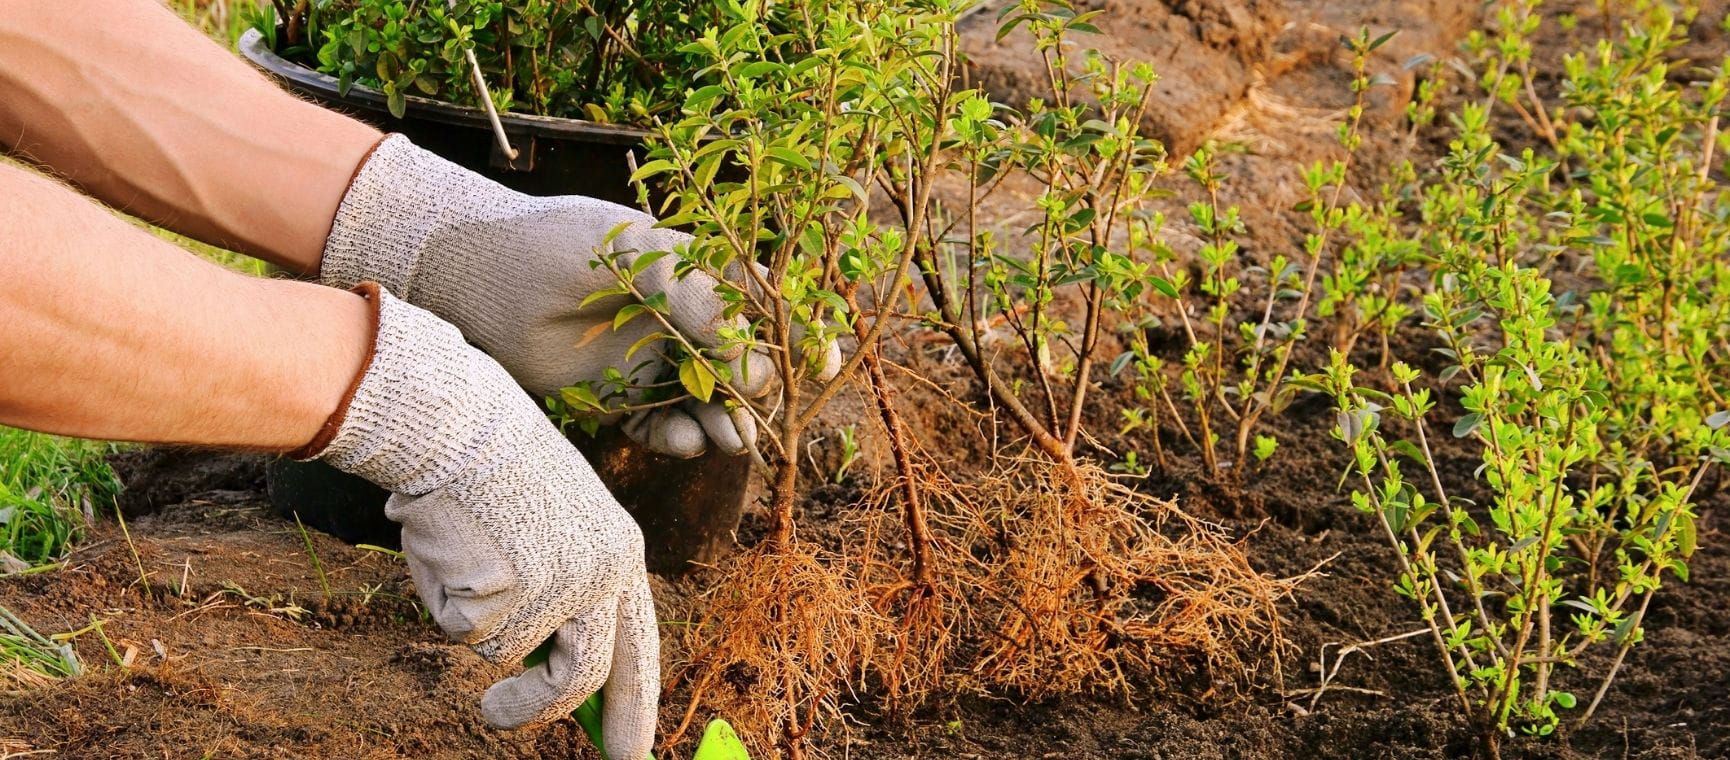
[238,28,653,145]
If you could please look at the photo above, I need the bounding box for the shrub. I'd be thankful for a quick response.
[623,0,957,751]
[272,0,766,121]
[561,0,1294,753]
[1110,30,1395,481]
[1319,5,1730,753]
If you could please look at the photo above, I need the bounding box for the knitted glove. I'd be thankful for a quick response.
[320,134,785,458]
[295,284,657,759]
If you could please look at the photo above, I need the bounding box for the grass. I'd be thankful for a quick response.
[292,511,333,602]
[0,428,121,571]
[171,0,257,47]
[0,604,81,694]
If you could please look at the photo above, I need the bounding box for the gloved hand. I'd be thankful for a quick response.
[320,133,799,459]
[294,283,658,759]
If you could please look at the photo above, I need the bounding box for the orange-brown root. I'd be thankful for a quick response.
[661,539,877,760]
[955,455,1297,699]
[851,460,972,708]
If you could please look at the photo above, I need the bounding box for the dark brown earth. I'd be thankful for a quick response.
[4,1,1730,758]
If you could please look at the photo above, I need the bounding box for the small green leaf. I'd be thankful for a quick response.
[1678,512,1698,559]
[614,303,647,330]
[680,358,718,402]
[766,146,813,170]
[630,159,677,183]
[560,384,604,412]
[1149,276,1179,298]
[1452,413,1482,438]
[601,221,637,247]
[579,285,630,309]
[625,332,668,361]
[1109,351,1135,377]
[631,249,675,277]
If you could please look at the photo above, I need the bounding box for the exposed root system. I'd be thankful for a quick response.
[846,453,1301,711]
[953,456,1298,699]
[852,459,970,709]
[663,539,876,759]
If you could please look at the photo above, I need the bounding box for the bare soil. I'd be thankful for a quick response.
[4,1,1729,758]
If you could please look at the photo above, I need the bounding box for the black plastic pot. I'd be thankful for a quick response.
[240,29,748,575]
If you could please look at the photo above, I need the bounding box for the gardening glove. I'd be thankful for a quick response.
[292,283,658,759]
[320,133,827,458]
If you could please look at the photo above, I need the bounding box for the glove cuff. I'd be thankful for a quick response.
[293,282,531,496]
[318,134,504,297]
[287,281,384,460]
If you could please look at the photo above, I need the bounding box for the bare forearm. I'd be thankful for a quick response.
[0,0,379,271]
[0,163,369,450]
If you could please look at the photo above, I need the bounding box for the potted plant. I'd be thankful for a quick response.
[238,0,769,573]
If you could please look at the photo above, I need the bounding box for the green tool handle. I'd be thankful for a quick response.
[523,638,658,760]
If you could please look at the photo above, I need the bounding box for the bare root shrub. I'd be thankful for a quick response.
[851,460,973,708]
[956,457,1296,699]
[664,539,877,759]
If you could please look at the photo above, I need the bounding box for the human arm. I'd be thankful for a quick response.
[0,0,379,271]
[0,161,368,446]
[0,163,659,758]
[0,0,832,456]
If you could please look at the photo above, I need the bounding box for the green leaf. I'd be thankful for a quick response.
[686,84,728,110]
[1678,512,1698,559]
[833,175,868,202]
[1552,691,1577,710]
[960,95,992,121]
[579,285,629,309]
[614,303,647,330]
[1388,439,1426,462]
[680,358,718,402]
[625,331,669,361]
[693,719,752,760]
[695,153,724,189]
[601,221,637,247]
[1109,351,1135,377]
[560,384,604,412]
[630,159,677,183]
[1452,413,1482,438]
[631,249,675,277]
[766,146,813,170]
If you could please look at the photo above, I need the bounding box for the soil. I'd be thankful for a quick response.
[4,1,1730,759]
[960,0,1479,156]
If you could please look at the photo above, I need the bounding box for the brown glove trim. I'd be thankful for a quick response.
[287,281,383,460]
[312,132,394,281]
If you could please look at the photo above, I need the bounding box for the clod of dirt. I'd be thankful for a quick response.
[961,0,1481,156]
[963,0,1287,156]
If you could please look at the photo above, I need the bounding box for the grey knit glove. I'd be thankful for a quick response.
[321,134,774,459]
[294,284,658,759]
